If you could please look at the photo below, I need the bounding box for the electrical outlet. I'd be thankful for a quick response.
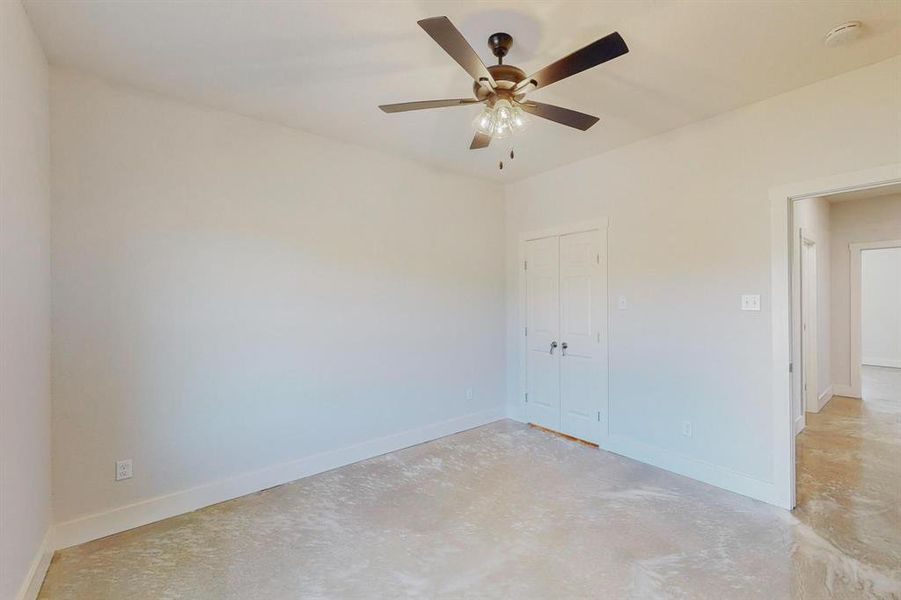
[741,294,761,311]
[116,459,133,481]
[681,421,692,438]
[617,295,628,310]
[465,388,473,401]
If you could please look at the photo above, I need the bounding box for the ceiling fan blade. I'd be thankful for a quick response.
[418,16,497,88]
[515,32,628,93]
[520,101,600,131]
[379,99,481,113]
[470,131,491,149]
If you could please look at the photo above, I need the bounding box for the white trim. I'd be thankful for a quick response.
[832,383,857,398]
[862,357,901,369]
[52,408,504,550]
[520,218,609,242]
[815,385,834,412]
[849,239,901,397]
[14,529,53,600]
[601,435,783,507]
[793,228,819,432]
[770,163,901,510]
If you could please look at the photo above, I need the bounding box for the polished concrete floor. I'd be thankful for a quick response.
[40,372,900,599]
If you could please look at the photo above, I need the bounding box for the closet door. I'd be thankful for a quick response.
[525,236,561,431]
[559,229,606,443]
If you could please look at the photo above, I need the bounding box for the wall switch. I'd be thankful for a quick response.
[116,459,133,481]
[681,421,692,437]
[617,295,628,310]
[465,388,473,401]
[741,294,761,311]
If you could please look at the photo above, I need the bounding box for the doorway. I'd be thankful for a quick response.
[521,221,608,445]
[770,163,901,509]
[850,241,901,398]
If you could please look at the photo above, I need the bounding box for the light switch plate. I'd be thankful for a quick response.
[617,296,628,310]
[741,294,761,311]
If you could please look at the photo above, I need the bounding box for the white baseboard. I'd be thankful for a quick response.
[509,406,786,508]
[600,434,787,508]
[52,407,505,550]
[815,386,834,411]
[862,357,901,369]
[832,383,859,398]
[794,413,805,434]
[15,529,53,600]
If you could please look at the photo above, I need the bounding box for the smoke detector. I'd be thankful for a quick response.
[824,21,863,47]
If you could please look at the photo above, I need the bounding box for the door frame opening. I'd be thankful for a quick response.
[849,240,901,398]
[770,163,901,509]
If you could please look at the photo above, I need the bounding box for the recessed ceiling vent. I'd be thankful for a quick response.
[824,21,863,47]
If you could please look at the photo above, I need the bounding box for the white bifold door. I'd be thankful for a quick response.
[525,228,607,444]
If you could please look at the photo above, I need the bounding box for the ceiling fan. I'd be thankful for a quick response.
[379,16,629,150]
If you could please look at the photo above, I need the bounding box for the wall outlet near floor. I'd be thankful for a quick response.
[465,388,473,401]
[116,459,133,481]
[681,421,692,438]
[741,294,761,311]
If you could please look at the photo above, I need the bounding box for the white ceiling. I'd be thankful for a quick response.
[24,0,901,183]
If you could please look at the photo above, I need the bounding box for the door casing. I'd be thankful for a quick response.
[772,163,901,510]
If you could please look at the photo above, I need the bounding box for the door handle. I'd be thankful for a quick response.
[561,342,568,356]
[549,341,558,355]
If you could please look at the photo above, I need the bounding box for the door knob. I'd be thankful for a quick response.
[561,342,568,356]
[549,341,558,354]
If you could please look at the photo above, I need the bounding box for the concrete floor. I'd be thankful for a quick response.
[40,370,900,599]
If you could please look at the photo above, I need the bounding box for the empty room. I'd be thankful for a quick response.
[1,1,899,599]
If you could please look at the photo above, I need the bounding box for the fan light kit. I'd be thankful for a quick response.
[379,16,629,158]
[474,98,527,139]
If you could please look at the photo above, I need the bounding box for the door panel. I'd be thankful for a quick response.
[559,230,606,443]
[526,236,560,430]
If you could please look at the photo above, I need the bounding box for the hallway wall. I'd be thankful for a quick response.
[830,193,901,387]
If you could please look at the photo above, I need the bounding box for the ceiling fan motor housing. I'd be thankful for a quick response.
[473,63,528,103]
[475,33,530,103]
[488,32,513,59]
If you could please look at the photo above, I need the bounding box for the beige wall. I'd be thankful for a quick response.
[50,69,506,527]
[0,1,52,597]
[830,193,901,387]
[505,56,901,501]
